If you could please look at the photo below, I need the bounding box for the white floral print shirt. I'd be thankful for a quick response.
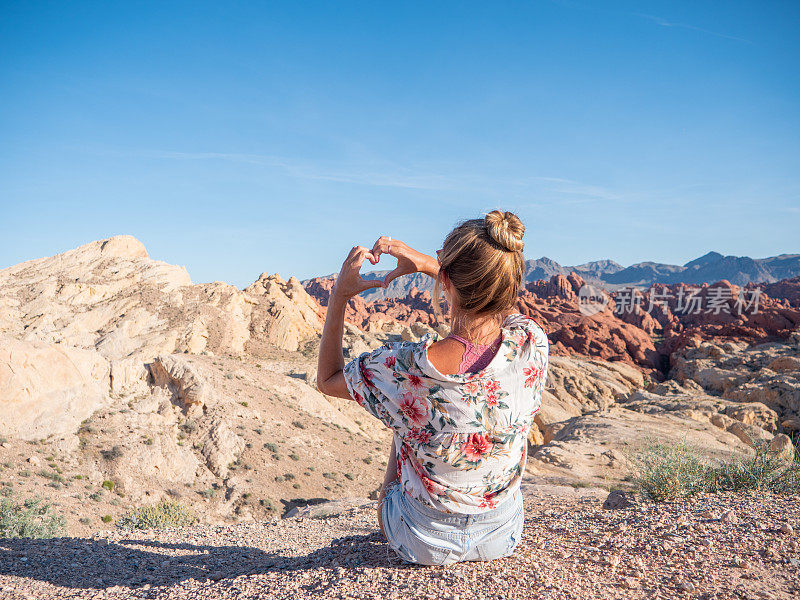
[343,313,549,514]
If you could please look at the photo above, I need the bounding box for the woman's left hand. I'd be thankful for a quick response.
[332,245,385,300]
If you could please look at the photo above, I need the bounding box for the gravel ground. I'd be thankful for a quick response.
[1,484,798,600]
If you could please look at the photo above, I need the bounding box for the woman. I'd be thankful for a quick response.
[317,210,549,566]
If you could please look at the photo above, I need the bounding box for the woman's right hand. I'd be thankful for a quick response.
[370,236,439,285]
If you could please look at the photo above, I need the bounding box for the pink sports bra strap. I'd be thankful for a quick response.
[448,334,502,374]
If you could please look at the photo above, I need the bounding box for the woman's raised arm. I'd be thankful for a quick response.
[316,246,383,399]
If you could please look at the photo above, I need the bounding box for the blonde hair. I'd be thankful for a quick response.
[433,210,526,319]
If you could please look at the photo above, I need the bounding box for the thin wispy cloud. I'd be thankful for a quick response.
[634,13,754,45]
[527,177,624,202]
[151,151,460,191]
[149,150,627,204]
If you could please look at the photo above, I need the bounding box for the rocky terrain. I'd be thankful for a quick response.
[0,235,798,590]
[1,484,798,599]
[309,250,800,304]
[0,236,395,534]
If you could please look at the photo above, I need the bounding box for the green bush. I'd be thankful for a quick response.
[709,444,800,495]
[116,501,198,530]
[101,515,113,523]
[37,470,65,484]
[101,480,115,491]
[629,440,800,502]
[0,498,65,539]
[628,441,711,501]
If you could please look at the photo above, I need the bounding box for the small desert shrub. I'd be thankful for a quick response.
[629,440,799,502]
[292,421,306,430]
[628,442,712,501]
[101,446,123,461]
[344,473,355,481]
[199,487,217,499]
[709,444,800,495]
[101,515,113,523]
[101,480,115,491]
[116,501,198,530]
[179,420,197,434]
[289,453,300,461]
[0,498,65,539]
[264,442,278,453]
[37,470,65,483]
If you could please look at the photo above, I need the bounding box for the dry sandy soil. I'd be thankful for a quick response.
[0,349,393,536]
[1,483,798,600]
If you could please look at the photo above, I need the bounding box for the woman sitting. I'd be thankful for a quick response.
[317,210,549,566]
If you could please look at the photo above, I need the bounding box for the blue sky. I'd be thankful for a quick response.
[1,1,798,287]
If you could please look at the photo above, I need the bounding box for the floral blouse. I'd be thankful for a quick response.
[343,313,549,514]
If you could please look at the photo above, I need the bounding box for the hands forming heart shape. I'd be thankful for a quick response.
[332,236,435,299]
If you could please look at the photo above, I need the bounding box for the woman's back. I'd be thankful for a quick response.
[343,312,549,514]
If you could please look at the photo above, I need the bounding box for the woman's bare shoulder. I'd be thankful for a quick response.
[426,338,465,376]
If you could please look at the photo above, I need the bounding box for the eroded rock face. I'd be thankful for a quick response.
[671,336,800,428]
[0,236,328,366]
[525,343,796,483]
[530,406,750,482]
[201,418,245,478]
[0,337,110,440]
[245,274,323,352]
[109,431,201,498]
[149,355,215,417]
[0,236,332,439]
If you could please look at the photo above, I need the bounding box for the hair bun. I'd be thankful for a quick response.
[485,210,525,252]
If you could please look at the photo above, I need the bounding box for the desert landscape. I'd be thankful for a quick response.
[0,236,798,598]
[4,1,798,596]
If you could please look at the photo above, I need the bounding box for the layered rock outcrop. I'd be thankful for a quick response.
[0,236,330,440]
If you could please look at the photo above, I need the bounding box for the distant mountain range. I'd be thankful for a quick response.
[305,251,800,302]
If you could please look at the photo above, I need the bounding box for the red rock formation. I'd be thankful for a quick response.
[758,276,800,307]
[628,280,800,360]
[518,274,660,376]
[303,273,800,380]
